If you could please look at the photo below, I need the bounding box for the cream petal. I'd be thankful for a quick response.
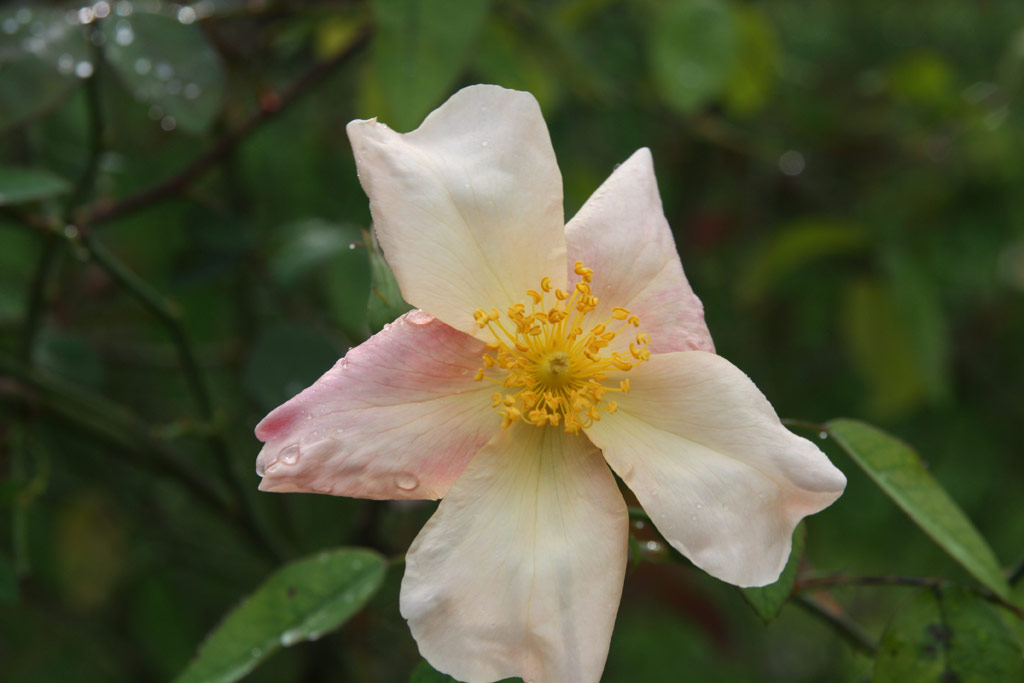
[347,85,567,338]
[254,310,499,500]
[565,148,714,354]
[401,423,627,683]
[585,351,846,587]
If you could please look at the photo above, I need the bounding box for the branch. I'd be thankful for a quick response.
[794,594,879,655]
[76,26,373,228]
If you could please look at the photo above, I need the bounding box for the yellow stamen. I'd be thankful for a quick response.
[471,262,649,434]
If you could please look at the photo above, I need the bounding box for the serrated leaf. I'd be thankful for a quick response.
[828,420,1010,598]
[875,587,1024,683]
[0,7,89,132]
[742,523,805,622]
[0,166,71,206]
[365,229,412,332]
[101,11,225,133]
[370,0,489,131]
[175,548,387,683]
[648,0,739,114]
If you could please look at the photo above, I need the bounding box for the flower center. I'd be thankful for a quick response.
[472,261,650,434]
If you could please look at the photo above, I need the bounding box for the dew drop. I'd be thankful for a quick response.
[406,309,433,325]
[481,140,489,147]
[695,503,703,510]
[395,472,419,491]
[280,629,302,646]
[57,53,75,75]
[649,489,659,497]
[334,428,345,436]
[280,444,300,465]
[618,461,635,481]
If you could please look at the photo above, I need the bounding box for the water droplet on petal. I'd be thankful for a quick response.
[334,428,345,436]
[481,140,489,147]
[695,503,703,510]
[395,472,419,491]
[280,444,300,465]
[649,489,658,497]
[618,461,634,481]
[406,309,433,325]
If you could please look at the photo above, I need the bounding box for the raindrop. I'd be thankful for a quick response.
[134,57,151,75]
[177,6,197,24]
[382,323,392,331]
[695,503,703,510]
[347,242,356,250]
[460,368,468,375]
[280,629,301,647]
[279,444,300,465]
[395,472,419,491]
[649,489,658,497]
[160,115,176,131]
[481,140,489,147]
[617,461,634,481]
[406,310,433,326]
[334,428,345,436]
[75,61,94,79]
[778,150,806,177]
[818,431,828,440]
[114,21,133,45]
[57,53,75,75]
[183,82,201,99]
[115,1,133,17]
[2,18,18,34]
[154,61,173,80]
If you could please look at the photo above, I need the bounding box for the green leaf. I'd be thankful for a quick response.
[742,523,805,622]
[723,5,780,117]
[827,420,1010,598]
[174,548,387,683]
[648,0,739,114]
[366,230,413,333]
[875,587,1024,683]
[101,11,225,133]
[840,278,929,417]
[370,0,489,131]
[0,7,89,132]
[410,659,520,683]
[0,167,71,206]
[737,219,869,303]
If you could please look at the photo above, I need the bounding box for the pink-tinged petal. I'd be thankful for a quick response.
[565,148,714,354]
[585,351,846,587]
[254,310,500,500]
[401,423,627,683]
[346,85,568,339]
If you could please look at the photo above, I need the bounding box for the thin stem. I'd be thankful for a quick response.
[64,36,105,215]
[76,26,372,229]
[20,235,61,363]
[794,594,879,656]
[1009,552,1024,587]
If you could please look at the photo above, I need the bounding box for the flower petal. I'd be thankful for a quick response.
[565,147,713,353]
[585,351,846,587]
[254,311,499,500]
[347,85,567,338]
[401,423,627,683]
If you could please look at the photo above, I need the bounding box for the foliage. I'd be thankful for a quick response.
[1,0,1023,681]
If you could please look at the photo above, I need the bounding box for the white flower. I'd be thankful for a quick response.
[255,85,846,683]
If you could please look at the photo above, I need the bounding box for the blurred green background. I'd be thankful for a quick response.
[2,0,1023,681]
